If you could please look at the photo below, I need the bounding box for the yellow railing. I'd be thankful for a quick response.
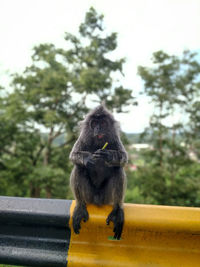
[68,201,200,267]
[1,197,200,266]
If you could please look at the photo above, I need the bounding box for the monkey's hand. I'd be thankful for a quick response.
[106,206,124,240]
[73,205,89,234]
[83,153,95,170]
[93,149,113,162]
[94,149,128,167]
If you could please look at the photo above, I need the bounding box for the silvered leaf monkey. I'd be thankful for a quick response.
[70,105,128,239]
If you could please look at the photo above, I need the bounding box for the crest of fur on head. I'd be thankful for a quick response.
[79,104,121,139]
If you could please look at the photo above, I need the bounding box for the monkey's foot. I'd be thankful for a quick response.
[72,205,89,234]
[106,207,124,240]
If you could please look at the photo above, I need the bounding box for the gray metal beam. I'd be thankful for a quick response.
[0,196,72,267]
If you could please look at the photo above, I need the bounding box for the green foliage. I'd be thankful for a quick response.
[0,7,133,199]
[126,163,200,207]
[1,8,200,208]
[125,49,200,206]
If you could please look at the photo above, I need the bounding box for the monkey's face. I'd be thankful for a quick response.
[90,116,108,140]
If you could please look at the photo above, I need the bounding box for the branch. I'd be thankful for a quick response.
[33,144,45,166]
[0,148,18,157]
[58,136,76,148]
[51,125,65,140]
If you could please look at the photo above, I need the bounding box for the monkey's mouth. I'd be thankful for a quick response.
[97,134,104,139]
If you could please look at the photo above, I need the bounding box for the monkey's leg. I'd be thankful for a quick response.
[72,203,89,234]
[106,204,124,240]
[70,167,92,234]
[105,171,126,240]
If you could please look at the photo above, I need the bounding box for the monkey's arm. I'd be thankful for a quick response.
[70,150,92,166]
[93,149,128,167]
[69,138,94,166]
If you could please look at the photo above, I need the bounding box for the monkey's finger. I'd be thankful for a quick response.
[114,230,122,240]
[113,223,123,240]
[93,151,104,155]
[106,216,111,225]
[87,159,95,166]
[106,215,116,225]
[94,151,109,157]
[88,157,95,162]
[73,225,80,234]
[114,232,121,240]
[83,212,89,222]
[94,150,107,155]
[73,224,80,234]
[93,155,103,160]
[73,220,81,234]
[93,153,102,158]
[94,149,102,153]
[83,214,88,222]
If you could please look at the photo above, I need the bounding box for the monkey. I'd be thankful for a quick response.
[69,104,128,239]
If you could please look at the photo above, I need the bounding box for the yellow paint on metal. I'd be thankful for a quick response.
[68,201,200,266]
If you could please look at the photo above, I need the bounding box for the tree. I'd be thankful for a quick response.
[0,7,134,199]
[129,50,200,206]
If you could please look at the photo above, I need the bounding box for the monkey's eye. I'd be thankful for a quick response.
[101,120,108,128]
[91,120,98,129]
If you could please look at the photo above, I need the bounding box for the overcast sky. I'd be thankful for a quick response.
[1,0,200,132]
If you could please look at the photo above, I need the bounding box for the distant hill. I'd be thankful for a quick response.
[126,132,185,145]
[41,132,149,146]
[126,133,149,144]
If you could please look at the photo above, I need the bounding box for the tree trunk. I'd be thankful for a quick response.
[43,127,54,198]
[158,103,163,167]
[30,182,41,198]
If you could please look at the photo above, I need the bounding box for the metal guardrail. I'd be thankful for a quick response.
[0,197,72,267]
[0,197,200,266]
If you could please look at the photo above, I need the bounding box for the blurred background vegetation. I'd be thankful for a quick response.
[0,7,200,208]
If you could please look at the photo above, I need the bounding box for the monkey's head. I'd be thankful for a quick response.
[81,105,119,143]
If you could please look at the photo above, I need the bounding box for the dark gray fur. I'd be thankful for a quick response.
[69,105,128,239]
